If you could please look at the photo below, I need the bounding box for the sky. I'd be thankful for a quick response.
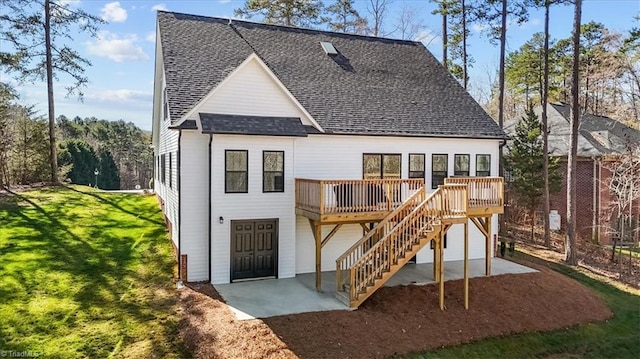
[1,0,638,131]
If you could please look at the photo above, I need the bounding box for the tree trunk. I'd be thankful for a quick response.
[530,209,535,243]
[566,0,582,266]
[498,0,507,234]
[442,3,447,66]
[542,0,551,248]
[462,0,467,89]
[45,0,58,183]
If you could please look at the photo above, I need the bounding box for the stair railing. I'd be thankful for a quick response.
[335,186,426,291]
[347,188,444,301]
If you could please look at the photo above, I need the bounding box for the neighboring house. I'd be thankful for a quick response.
[506,103,640,244]
[152,11,505,308]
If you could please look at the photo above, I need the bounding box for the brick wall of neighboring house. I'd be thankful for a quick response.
[546,157,640,245]
[549,157,599,243]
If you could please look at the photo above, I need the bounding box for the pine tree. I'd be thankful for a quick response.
[58,140,99,186]
[506,107,562,242]
[0,0,103,183]
[98,149,120,190]
[234,0,324,27]
[326,0,366,34]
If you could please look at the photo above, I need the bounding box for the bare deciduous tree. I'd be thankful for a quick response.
[365,0,393,36]
[602,145,640,261]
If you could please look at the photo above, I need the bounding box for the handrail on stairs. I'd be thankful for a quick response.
[336,183,469,306]
[335,186,426,291]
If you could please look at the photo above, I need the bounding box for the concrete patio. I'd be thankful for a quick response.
[214,257,537,320]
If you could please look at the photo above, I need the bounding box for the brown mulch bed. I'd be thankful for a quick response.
[177,261,612,359]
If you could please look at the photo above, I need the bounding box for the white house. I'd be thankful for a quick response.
[152,11,505,308]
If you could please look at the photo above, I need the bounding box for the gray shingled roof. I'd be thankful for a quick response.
[199,113,308,137]
[504,103,640,156]
[158,11,505,139]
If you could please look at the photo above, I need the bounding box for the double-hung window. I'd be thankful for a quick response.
[431,154,448,189]
[225,150,248,193]
[454,154,470,176]
[160,154,166,184]
[409,154,425,179]
[263,151,284,192]
[476,154,491,176]
[169,153,173,188]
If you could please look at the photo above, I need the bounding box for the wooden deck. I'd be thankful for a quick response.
[295,177,503,224]
[295,177,505,308]
[295,178,424,224]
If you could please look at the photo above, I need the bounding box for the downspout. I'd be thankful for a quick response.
[177,131,183,281]
[208,134,213,283]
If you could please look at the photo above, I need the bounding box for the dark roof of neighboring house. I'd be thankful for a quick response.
[550,103,640,154]
[157,11,505,139]
[504,103,640,156]
[199,113,308,137]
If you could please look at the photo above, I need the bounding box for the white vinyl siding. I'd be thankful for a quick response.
[293,135,500,272]
[210,135,296,284]
[180,131,210,281]
[159,51,501,284]
[156,84,180,247]
[185,58,316,128]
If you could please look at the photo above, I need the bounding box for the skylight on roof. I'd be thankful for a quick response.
[320,41,338,55]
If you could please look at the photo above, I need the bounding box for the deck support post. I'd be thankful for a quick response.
[464,220,469,310]
[485,216,492,276]
[470,217,492,277]
[432,237,440,283]
[309,219,323,292]
[438,229,445,310]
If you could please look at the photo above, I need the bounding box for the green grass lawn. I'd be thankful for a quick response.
[0,186,187,358]
[407,253,640,359]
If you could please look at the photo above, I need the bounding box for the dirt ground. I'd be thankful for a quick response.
[177,260,612,359]
[506,224,640,288]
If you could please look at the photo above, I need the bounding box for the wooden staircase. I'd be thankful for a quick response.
[335,184,468,308]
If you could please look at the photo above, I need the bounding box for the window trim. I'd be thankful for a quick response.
[262,150,285,193]
[431,153,448,189]
[409,153,425,179]
[454,154,470,177]
[476,154,491,177]
[362,153,402,179]
[225,150,248,194]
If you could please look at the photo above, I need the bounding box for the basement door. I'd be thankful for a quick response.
[230,219,278,281]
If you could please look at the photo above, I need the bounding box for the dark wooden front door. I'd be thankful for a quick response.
[231,219,277,281]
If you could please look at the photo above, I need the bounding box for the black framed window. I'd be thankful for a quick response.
[454,154,470,176]
[363,154,401,179]
[476,154,491,176]
[160,154,166,184]
[169,153,173,188]
[409,154,425,179]
[163,89,169,121]
[431,154,448,189]
[225,150,248,193]
[263,151,284,193]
